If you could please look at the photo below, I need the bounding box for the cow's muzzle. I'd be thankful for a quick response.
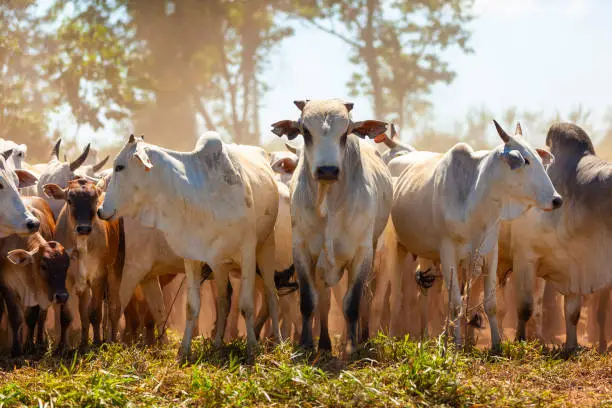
[315,166,340,181]
[54,291,69,304]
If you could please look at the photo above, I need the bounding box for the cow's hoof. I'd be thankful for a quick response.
[490,344,502,356]
[176,349,190,365]
[318,336,332,352]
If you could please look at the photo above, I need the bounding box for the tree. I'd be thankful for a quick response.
[302,0,473,128]
[0,1,52,161]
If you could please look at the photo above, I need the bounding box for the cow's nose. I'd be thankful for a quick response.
[26,219,40,233]
[552,196,563,210]
[54,291,69,304]
[76,225,92,235]
[315,166,340,181]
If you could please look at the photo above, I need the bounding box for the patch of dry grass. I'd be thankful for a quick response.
[0,334,609,407]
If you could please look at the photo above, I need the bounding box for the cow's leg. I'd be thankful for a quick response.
[78,289,92,349]
[315,272,332,351]
[106,265,122,343]
[483,246,501,353]
[344,244,374,355]
[440,241,461,345]
[2,288,24,357]
[211,264,230,348]
[256,234,281,344]
[90,280,105,345]
[122,298,141,344]
[178,259,202,363]
[58,303,72,352]
[513,254,537,342]
[564,294,582,352]
[141,277,168,344]
[254,276,269,340]
[24,306,40,353]
[239,241,259,360]
[36,308,47,346]
[531,279,546,342]
[293,239,315,350]
[597,289,610,353]
[387,242,404,337]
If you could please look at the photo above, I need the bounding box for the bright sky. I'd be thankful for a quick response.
[67,0,612,148]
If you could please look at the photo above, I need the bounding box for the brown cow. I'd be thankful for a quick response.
[44,178,124,348]
[0,197,71,355]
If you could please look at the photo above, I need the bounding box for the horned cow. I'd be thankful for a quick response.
[97,133,281,362]
[390,121,562,352]
[271,99,393,354]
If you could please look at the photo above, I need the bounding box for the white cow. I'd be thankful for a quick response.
[390,121,562,352]
[510,123,612,351]
[271,99,392,353]
[98,133,280,362]
[0,155,40,237]
[0,139,27,170]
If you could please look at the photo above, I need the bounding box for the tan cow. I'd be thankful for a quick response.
[510,123,612,351]
[391,121,561,352]
[271,99,392,354]
[97,134,280,362]
[44,178,124,348]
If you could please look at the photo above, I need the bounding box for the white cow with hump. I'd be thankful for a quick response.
[271,99,393,354]
[98,133,280,362]
[390,121,562,352]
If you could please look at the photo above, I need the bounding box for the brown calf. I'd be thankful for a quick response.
[44,178,124,348]
[0,197,71,355]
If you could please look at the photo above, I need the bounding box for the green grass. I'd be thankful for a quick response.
[0,334,610,407]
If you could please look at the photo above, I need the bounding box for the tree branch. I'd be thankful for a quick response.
[300,18,361,48]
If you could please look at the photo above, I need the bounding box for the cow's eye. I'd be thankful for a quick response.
[524,158,530,165]
[0,183,4,190]
[115,165,125,172]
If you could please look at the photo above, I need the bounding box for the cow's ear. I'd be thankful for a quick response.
[351,120,388,139]
[43,184,67,200]
[271,157,298,175]
[536,148,554,166]
[271,120,301,140]
[7,248,36,266]
[133,144,153,172]
[15,170,38,189]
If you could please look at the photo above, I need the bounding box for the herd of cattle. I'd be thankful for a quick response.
[0,98,610,363]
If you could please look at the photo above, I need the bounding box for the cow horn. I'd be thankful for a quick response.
[51,139,61,160]
[1,149,13,161]
[69,143,91,171]
[293,100,309,111]
[92,155,109,173]
[493,120,510,143]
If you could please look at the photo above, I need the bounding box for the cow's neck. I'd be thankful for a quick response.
[463,151,506,230]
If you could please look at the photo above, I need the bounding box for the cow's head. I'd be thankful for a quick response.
[37,140,92,213]
[492,120,562,214]
[43,178,102,236]
[97,134,151,221]
[7,240,71,304]
[271,99,387,182]
[0,156,40,237]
